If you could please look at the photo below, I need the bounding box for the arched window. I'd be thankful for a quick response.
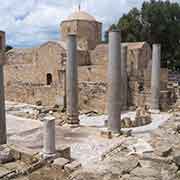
[47,73,53,85]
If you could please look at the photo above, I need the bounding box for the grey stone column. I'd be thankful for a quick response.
[151,44,161,112]
[121,45,128,110]
[107,31,121,133]
[66,34,79,126]
[43,116,56,158]
[0,31,6,145]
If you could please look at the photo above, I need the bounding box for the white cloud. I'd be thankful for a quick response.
[0,0,179,47]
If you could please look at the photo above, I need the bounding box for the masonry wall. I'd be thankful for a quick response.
[5,84,64,106]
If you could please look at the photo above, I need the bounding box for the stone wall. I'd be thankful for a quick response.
[4,39,173,112]
[79,81,107,113]
[5,84,64,106]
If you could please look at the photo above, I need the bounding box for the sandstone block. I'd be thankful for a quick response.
[52,157,70,169]
[100,128,112,139]
[9,145,38,164]
[56,145,71,160]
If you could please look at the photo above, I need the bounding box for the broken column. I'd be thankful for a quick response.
[151,44,161,113]
[0,31,6,145]
[43,116,56,158]
[121,44,128,110]
[107,30,121,133]
[66,34,79,126]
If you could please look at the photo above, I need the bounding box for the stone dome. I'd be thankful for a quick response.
[66,11,96,21]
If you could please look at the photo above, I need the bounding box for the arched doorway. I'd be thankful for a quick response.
[47,73,53,85]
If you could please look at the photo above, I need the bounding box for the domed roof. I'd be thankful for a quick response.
[66,11,96,21]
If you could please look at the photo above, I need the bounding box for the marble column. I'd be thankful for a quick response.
[43,116,56,158]
[151,44,161,112]
[66,34,79,126]
[107,30,121,133]
[0,31,6,145]
[121,45,128,110]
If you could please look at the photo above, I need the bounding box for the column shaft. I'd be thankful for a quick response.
[107,31,121,133]
[43,117,56,157]
[66,34,79,125]
[0,31,6,145]
[151,44,161,111]
[121,45,128,110]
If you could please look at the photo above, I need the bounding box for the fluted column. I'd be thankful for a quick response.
[66,34,79,126]
[0,31,6,145]
[151,44,161,113]
[107,31,121,133]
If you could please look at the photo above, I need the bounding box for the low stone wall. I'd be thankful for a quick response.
[5,84,64,106]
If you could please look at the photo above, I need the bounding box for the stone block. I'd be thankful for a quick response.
[0,145,14,164]
[52,157,70,170]
[131,167,160,178]
[100,128,112,139]
[64,160,81,173]
[173,155,180,167]
[155,145,172,157]
[56,145,71,160]
[9,145,39,164]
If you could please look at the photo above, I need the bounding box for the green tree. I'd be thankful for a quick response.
[110,0,180,70]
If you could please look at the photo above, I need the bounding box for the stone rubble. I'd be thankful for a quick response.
[68,111,180,180]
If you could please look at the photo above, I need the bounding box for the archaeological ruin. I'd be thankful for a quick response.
[0,8,180,180]
[4,10,176,113]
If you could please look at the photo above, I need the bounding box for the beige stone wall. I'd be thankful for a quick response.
[5,42,66,86]
[4,39,172,112]
[60,20,102,50]
[4,41,67,106]
[5,84,64,106]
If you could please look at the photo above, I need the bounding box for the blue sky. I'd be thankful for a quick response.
[0,0,179,48]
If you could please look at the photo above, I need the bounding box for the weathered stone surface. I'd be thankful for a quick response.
[9,144,38,163]
[52,158,70,169]
[131,167,160,178]
[0,166,10,178]
[56,145,71,160]
[100,128,112,139]
[64,160,81,173]
[155,144,173,157]
[0,145,14,164]
[173,155,180,167]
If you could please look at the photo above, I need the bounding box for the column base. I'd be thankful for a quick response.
[67,114,80,126]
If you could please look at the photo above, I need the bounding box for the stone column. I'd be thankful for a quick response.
[107,31,121,133]
[43,116,56,158]
[151,44,161,112]
[0,31,6,145]
[66,34,79,126]
[121,45,128,110]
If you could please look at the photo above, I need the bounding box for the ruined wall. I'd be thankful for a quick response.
[61,20,102,50]
[5,84,64,106]
[4,42,67,106]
